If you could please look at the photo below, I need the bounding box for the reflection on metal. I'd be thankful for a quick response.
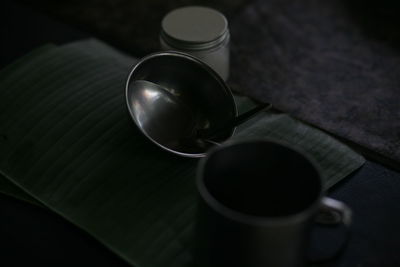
[125,52,237,157]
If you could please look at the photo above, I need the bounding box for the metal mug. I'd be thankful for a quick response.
[195,139,351,267]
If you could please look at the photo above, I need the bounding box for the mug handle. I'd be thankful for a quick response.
[309,197,352,264]
[315,197,352,226]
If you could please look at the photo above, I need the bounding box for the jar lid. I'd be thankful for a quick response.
[161,6,229,50]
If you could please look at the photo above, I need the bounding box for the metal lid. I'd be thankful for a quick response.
[161,6,229,50]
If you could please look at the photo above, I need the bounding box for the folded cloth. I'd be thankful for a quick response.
[0,39,364,267]
[229,0,400,168]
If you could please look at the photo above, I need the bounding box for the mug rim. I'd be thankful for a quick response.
[196,138,325,226]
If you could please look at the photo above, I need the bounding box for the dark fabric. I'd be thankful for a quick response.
[18,0,249,56]
[229,0,400,167]
[0,0,86,69]
[0,193,129,267]
[327,160,400,267]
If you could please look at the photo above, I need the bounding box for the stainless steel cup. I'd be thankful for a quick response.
[195,139,351,267]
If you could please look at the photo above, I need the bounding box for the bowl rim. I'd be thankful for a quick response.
[125,51,238,158]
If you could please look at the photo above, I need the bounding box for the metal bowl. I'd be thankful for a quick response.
[125,51,237,157]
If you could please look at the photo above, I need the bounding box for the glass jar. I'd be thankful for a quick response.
[160,6,230,81]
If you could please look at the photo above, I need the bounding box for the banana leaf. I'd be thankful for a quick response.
[0,39,364,267]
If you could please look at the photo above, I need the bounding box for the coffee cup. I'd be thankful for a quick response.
[194,139,351,267]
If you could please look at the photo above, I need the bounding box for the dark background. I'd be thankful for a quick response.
[15,0,400,56]
[1,0,400,266]
[17,0,249,56]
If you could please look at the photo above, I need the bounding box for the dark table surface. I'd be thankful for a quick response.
[1,1,400,267]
